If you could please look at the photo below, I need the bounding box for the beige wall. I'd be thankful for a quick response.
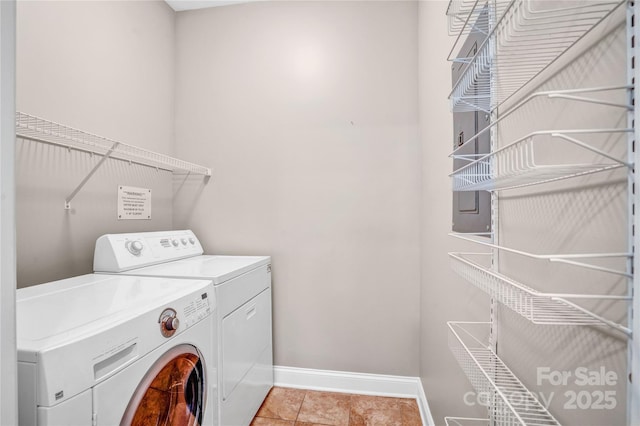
[173,1,421,376]
[16,1,176,287]
[0,1,18,423]
[418,1,490,422]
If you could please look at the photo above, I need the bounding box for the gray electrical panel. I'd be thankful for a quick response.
[451,26,491,234]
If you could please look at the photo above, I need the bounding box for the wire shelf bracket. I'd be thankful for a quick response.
[448,321,561,426]
[15,112,212,209]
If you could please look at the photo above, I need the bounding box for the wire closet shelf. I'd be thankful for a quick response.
[16,112,212,209]
[449,252,631,334]
[448,322,561,426]
[450,128,631,192]
[447,0,625,113]
[15,112,212,176]
[449,85,632,166]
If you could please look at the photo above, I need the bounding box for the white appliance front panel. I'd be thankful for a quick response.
[35,389,92,426]
[221,288,272,401]
[221,346,273,426]
[216,264,271,318]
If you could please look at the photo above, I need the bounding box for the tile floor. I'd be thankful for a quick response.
[251,387,423,426]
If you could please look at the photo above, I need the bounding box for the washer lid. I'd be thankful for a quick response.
[117,255,271,285]
[17,274,213,356]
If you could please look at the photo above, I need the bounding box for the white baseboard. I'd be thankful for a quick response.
[273,365,434,425]
[416,377,436,426]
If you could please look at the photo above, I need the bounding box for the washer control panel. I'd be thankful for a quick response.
[158,290,211,338]
[183,291,212,328]
[94,230,204,272]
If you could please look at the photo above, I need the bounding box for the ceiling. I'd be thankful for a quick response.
[165,0,257,12]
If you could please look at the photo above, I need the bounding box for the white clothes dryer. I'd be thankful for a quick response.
[17,273,217,426]
[94,230,273,426]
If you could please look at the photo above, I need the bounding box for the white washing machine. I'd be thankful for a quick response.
[93,230,273,426]
[17,273,217,426]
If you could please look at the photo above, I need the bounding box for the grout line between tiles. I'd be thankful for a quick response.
[294,389,307,424]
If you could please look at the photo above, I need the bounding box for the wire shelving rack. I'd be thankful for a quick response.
[444,0,635,422]
[448,321,561,426]
[448,0,625,113]
[16,112,211,176]
[15,112,212,209]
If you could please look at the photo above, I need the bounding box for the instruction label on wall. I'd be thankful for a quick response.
[118,186,151,220]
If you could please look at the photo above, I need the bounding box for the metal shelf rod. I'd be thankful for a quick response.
[558,298,631,335]
[450,85,632,157]
[447,0,488,55]
[64,142,118,210]
[447,0,512,62]
[450,232,632,277]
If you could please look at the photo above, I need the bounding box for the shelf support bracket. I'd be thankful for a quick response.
[64,142,119,210]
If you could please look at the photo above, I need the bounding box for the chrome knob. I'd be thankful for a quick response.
[164,316,179,331]
[171,239,179,247]
[159,308,179,338]
[181,238,187,245]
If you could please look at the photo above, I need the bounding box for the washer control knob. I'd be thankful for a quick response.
[189,237,196,245]
[171,239,179,247]
[126,240,144,256]
[159,308,179,338]
[181,238,187,245]
[164,316,179,331]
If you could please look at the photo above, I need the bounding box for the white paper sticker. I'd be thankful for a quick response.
[117,186,151,220]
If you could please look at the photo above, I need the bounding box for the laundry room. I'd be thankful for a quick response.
[0,0,637,425]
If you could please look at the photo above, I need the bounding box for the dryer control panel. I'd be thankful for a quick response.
[94,230,204,272]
